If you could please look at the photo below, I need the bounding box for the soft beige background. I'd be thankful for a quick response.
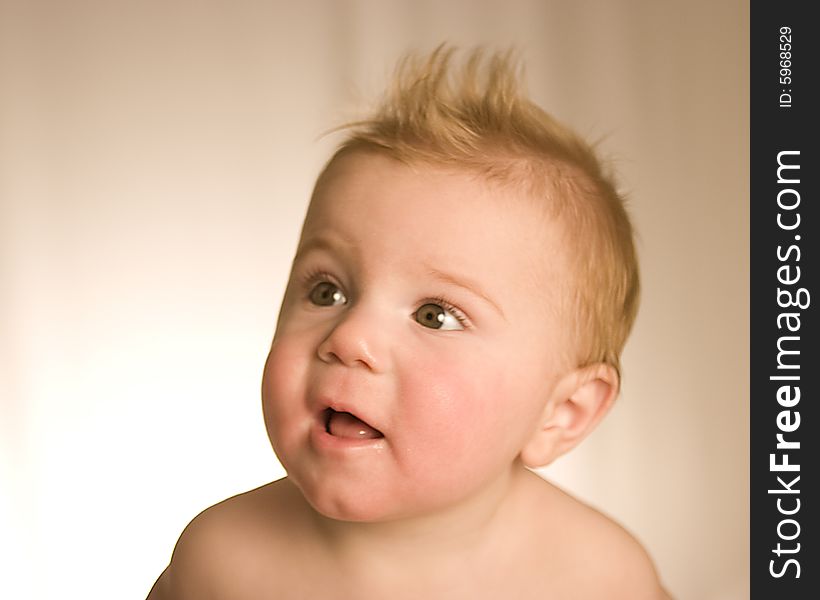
[0,1,748,598]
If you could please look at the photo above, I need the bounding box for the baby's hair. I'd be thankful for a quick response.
[322,44,639,375]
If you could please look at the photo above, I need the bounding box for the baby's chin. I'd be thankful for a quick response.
[288,470,448,525]
[293,477,408,523]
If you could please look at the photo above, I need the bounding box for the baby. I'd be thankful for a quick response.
[148,47,669,599]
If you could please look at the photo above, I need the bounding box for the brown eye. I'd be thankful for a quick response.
[414,303,464,331]
[309,282,347,306]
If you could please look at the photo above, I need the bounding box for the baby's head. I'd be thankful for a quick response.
[262,46,639,522]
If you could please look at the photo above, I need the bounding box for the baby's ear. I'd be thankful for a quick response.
[519,363,619,468]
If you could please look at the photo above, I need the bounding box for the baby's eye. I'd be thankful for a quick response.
[414,303,465,331]
[309,281,347,306]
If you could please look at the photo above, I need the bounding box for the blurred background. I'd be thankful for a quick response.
[0,1,748,598]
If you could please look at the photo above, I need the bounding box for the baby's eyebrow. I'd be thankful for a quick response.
[293,234,353,262]
[426,267,506,319]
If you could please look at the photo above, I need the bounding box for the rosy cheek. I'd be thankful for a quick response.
[397,354,507,462]
[262,338,310,441]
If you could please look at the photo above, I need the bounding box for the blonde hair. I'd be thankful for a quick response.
[322,45,639,374]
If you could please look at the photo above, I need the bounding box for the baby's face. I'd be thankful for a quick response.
[262,150,572,522]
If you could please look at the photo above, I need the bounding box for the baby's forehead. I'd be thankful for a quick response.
[305,151,572,295]
[312,149,567,223]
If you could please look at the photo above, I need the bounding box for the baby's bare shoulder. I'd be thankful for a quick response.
[526,476,669,599]
[147,478,306,600]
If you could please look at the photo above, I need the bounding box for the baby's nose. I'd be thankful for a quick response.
[316,305,386,372]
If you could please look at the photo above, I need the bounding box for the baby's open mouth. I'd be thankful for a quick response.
[324,408,384,440]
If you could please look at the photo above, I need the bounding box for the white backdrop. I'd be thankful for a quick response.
[1,1,748,598]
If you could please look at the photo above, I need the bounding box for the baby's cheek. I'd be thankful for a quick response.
[398,356,508,468]
[261,339,309,442]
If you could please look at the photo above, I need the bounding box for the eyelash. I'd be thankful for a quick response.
[300,269,472,329]
[301,268,339,291]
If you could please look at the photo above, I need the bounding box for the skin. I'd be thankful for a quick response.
[148,150,670,599]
